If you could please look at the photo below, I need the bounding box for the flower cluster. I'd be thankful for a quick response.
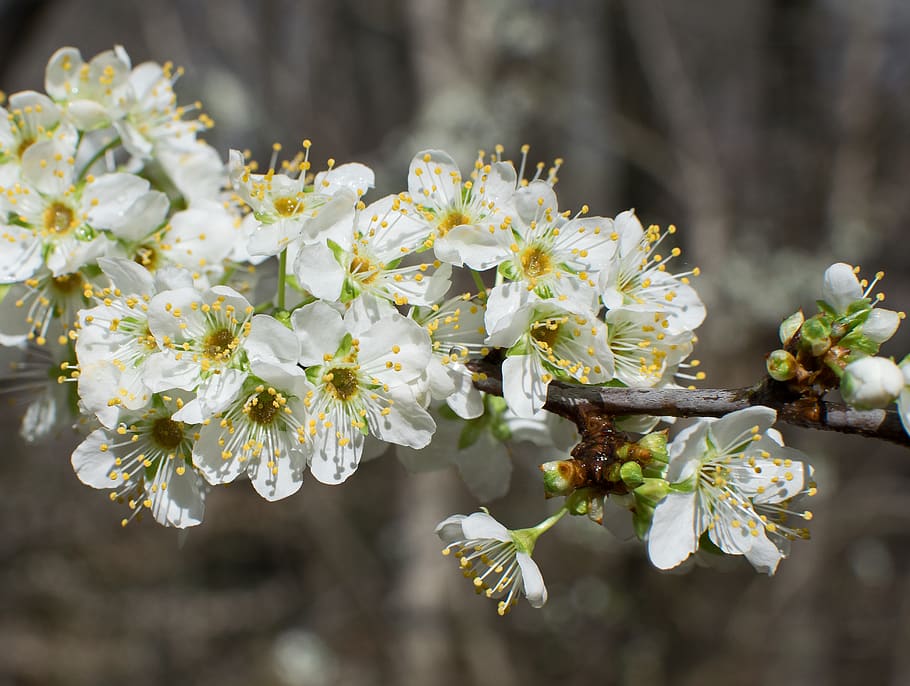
[18,46,910,617]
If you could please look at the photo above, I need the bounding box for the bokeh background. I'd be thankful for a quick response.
[1,0,910,684]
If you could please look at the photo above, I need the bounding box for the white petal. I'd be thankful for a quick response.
[708,406,777,454]
[192,422,248,485]
[435,514,468,544]
[0,226,43,283]
[173,368,247,424]
[433,224,509,269]
[248,447,305,501]
[744,529,783,575]
[45,47,84,100]
[517,552,547,608]
[862,308,900,344]
[648,491,698,570]
[822,262,862,312]
[502,354,549,418]
[461,511,510,542]
[246,314,300,372]
[71,429,118,488]
[308,418,364,484]
[149,462,205,528]
[292,301,346,366]
[84,173,152,230]
[314,162,374,196]
[408,149,461,210]
[98,256,155,295]
[293,241,345,302]
[368,388,436,448]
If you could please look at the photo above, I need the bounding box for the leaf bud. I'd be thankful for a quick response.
[620,461,644,489]
[767,349,798,381]
[800,315,832,356]
[779,310,804,345]
[540,459,585,497]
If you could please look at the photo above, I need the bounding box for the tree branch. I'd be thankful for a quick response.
[467,359,910,449]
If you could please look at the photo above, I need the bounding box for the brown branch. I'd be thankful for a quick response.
[467,359,910,449]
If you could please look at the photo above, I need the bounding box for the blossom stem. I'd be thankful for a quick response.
[276,249,288,310]
[531,506,568,536]
[470,269,488,300]
[77,136,122,183]
[511,506,568,555]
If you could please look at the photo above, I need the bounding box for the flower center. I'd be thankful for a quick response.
[324,367,359,401]
[204,327,236,360]
[437,210,471,236]
[246,388,284,426]
[43,202,76,235]
[17,137,35,158]
[274,195,305,217]
[531,319,561,349]
[134,244,159,270]
[151,417,184,450]
[520,246,552,279]
[350,255,379,285]
[50,272,83,296]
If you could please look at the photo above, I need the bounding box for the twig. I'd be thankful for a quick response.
[467,359,910,449]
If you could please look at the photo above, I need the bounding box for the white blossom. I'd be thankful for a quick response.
[648,407,814,575]
[70,393,205,528]
[436,510,548,615]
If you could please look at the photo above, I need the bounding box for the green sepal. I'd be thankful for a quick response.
[838,331,880,356]
[326,238,345,262]
[779,310,804,345]
[334,333,354,358]
[458,419,485,450]
[638,431,669,467]
[506,339,530,357]
[633,477,670,506]
[620,461,644,489]
[305,365,324,385]
[490,420,512,443]
[273,309,292,328]
[437,404,460,421]
[497,260,519,281]
[340,278,360,303]
[816,299,838,317]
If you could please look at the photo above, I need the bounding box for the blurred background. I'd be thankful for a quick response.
[1,0,910,684]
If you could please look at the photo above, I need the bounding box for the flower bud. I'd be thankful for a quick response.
[841,357,903,410]
[800,316,832,356]
[767,349,798,381]
[779,310,804,345]
[637,431,669,470]
[540,459,584,497]
[620,461,644,489]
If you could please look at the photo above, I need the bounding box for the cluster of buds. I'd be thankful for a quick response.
[766,263,903,394]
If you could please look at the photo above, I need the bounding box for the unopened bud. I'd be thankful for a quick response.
[540,460,584,497]
[637,431,668,471]
[779,310,804,345]
[767,349,798,381]
[841,356,903,410]
[620,461,644,489]
[860,308,901,345]
[800,316,832,357]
